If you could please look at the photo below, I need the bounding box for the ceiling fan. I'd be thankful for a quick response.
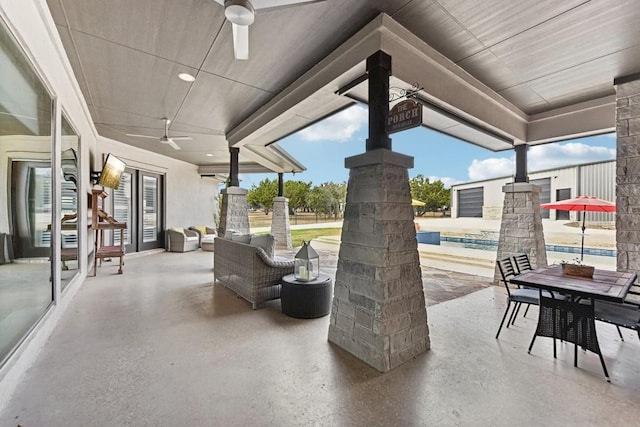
[214,0,327,60]
[126,118,192,151]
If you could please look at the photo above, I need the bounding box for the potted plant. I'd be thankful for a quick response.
[560,257,594,278]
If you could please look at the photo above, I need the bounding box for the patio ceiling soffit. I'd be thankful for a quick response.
[227,13,617,152]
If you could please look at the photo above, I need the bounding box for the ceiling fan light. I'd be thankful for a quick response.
[225,0,255,25]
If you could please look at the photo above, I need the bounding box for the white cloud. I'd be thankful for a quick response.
[528,142,615,171]
[298,105,367,142]
[428,176,462,188]
[468,157,514,180]
[465,142,615,182]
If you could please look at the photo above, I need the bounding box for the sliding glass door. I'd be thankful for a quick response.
[110,169,163,252]
[139,171,163,251]
[1,17,54,367]
[111,170,135,253]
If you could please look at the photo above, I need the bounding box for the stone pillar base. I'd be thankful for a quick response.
[218,187,249,236]
[615,76,640,275]
[272,196,292,250]
[495,183,548,284]
[328,149,430,372]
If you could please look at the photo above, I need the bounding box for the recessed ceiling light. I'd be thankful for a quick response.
[178,72,195,82]
[206,153,214,157]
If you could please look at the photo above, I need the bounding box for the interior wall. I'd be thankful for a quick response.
[96,137,221,229]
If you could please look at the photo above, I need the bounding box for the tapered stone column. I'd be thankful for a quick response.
[272,196,292,250]
[328,149,430,372]
[218,146,248,236]
[615,72,640,275]
[218,187,249,236]
[494,183,548,284]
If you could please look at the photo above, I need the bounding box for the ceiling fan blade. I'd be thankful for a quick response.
[170,136,193,141]
[126,133,159,139]
[254,0,327,13]
[165,139,181,150]
[232,23,249,60]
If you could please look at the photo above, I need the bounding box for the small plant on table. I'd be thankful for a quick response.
[560,257,594,278]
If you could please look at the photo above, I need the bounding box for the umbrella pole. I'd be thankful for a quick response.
[581,210,586,261]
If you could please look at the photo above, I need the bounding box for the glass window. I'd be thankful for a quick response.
[112,171,132,247]
[0,17,54,366]
[142,175,158,243]
[60,115,79,290]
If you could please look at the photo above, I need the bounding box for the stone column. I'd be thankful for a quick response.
[218,186,249,236]
[271,196,292,250]
[494,183,548,284]
[328,149,430,372]
[614,72,640,275]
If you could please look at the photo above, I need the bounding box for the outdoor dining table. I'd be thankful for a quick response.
[510,265,637,380]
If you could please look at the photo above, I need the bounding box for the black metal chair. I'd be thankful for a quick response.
[513,253,535,318]
[594,282,640,341]
[513,253,533,274]
[495,257,540,339]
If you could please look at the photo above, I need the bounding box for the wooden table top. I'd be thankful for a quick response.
[510,265,637,303]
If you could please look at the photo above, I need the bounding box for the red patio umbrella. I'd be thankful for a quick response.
[541,196,616,261]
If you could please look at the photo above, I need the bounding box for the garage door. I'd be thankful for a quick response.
[530,178,551,219]
[458,187,483,217]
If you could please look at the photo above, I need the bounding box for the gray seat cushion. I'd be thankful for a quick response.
[250,234,275,258]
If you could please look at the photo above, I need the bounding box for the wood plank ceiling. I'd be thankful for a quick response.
[45,0,640,171]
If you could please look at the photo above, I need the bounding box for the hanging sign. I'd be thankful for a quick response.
[386,99,422,134]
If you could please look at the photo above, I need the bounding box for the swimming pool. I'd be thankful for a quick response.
[440,236,616,257]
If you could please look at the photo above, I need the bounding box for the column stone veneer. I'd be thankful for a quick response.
[328,149,430,372]
[615,73,640,275]
[271,196,292,250]
[494,183,548,284]
[218,186,249,236]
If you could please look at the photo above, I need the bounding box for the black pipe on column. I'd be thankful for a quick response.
[278,172,284,197]
[229,147,239,187]
[366,50,392,151]
[514,144,528,183]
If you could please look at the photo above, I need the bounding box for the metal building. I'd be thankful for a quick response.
[450,160,616,223]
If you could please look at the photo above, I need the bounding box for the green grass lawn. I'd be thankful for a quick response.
[255,227,341,247]
[290,228,341,247]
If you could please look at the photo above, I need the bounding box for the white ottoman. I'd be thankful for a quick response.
[201,237,215,252]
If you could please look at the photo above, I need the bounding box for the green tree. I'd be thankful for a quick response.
[308,181,346,219]
[409,175,450,216]
[246,178,278,210]
[284,180,311,212]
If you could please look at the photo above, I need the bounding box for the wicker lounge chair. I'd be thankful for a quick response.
[214,237,294,309]
[167,227,199,252]
[189,225,217,247]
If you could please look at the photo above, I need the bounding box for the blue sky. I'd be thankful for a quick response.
[239,105,616,189]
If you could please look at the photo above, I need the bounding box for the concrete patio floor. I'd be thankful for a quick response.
[2,247,640,426]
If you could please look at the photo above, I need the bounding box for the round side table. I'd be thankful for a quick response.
[281,273,332,319]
